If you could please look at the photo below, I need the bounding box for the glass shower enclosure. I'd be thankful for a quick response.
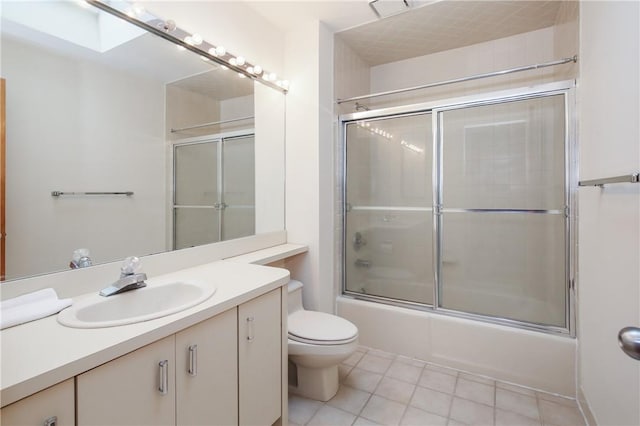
[342,83,574,333]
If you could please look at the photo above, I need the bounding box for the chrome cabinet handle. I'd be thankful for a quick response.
[188,345,198,376]
[158,360,169,395]
[246,316,255,342]
[44,416,57,426]
[618,327,640,360]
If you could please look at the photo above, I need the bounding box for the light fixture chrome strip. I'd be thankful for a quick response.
[85,0,287,94]
[171,116,255,133]
[337,56,577,104]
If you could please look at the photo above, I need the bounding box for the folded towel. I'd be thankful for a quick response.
[1,289,72,330]
[1,288,58,310]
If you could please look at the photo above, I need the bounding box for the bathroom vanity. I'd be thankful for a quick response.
[0,259,295,426]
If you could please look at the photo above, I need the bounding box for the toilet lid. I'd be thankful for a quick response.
[288,311,358,344]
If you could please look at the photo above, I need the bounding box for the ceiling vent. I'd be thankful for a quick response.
[368,0,412,19]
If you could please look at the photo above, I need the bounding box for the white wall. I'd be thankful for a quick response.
[3,37,166,279]
[577,2,640,425]
[283,20,335,313]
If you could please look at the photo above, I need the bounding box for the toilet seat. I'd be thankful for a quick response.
[288,310,358,345]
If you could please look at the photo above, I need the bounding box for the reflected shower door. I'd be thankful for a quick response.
[173,140,221,249]
[439,95,567,327]
[345,113,434,304]
[221,135,255,240]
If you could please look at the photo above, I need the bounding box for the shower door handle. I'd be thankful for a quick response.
[618,327,640,360]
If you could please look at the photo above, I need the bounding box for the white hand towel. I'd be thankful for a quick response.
[1,289,72,330]
[0,288,58,310]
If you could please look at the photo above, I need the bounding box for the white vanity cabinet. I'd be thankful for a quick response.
[0,378,75,426]
[77,335,176,426]
[74,288,283,426]
[238,288,282,426]
[175,308,238,426]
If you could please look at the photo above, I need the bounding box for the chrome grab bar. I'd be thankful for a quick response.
[51,191,134,197]
[579,173,639,187]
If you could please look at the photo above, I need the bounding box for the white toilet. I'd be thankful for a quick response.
[287,280,359,401]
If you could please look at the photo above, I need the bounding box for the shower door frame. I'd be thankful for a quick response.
[340,80,577,336]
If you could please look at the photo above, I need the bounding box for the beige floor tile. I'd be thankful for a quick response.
[386,360,424,384]
[454,378,495,406]
[307,404,357,426]
[447,420,467,426]
[410,386,453,417]
[354,416,382,425]
[496,381,537,397]
[344,367,384,393]
[339,363,354,382]
[360,395,408,426]
[419,368,458,394]
[288,394,323,425]
[539,399,586,426]
[375,376,417,404]
[401,406,448,426]
[449,397,494,426]
[495,408,542,426]
[345,350,366,366]
[327,385,371,415]
[358,353,394,374]
[495,388,540,420]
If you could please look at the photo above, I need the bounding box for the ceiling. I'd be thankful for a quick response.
[245,0,564,66]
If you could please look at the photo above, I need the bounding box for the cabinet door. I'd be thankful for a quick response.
[176,308,238,426]
[238,288,282,426]
[77,335,175,426]
[0,378,74,426]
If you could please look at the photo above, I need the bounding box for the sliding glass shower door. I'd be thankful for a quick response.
[344,113,434,305]
[343,87,571,331]
[438,95,567,327]
[173,134,255,249]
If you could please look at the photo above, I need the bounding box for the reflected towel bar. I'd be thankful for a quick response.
[51,191,134,197]
[578,173,639,187]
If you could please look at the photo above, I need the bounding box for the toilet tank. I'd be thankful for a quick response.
[287,280,304,314]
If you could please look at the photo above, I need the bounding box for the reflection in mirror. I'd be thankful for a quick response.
[0,1,285,282]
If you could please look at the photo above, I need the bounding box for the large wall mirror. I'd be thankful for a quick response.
[0,1,286,281]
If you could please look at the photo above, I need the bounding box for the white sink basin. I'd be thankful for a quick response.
[58,281,216,328]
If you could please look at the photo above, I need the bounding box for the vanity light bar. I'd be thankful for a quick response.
[85,0,288,93]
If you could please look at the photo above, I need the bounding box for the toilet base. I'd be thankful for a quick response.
[288,364,339,402]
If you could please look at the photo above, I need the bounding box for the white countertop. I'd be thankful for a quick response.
[0,261,290,407]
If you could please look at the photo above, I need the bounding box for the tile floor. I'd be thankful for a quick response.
[288,346,586,426]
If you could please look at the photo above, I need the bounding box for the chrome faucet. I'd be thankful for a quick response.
[99,256,147,297]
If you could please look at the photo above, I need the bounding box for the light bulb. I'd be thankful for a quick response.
[215,46,226,56]
[281,80,289,89]
[268,73,277,81]
[208,47,217,56]
[184,36,194,46]
[236,56,245,66]
[132,4,145,16]
[191,34,203,45]
[229,58,237,66]
[246,66,254,74]
[253,65,263,75]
